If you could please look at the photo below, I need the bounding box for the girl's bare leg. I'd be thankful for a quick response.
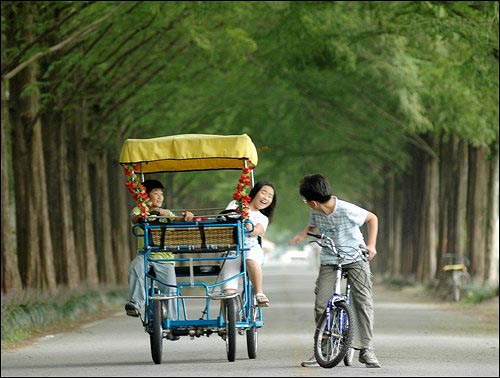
[246,259,263,294]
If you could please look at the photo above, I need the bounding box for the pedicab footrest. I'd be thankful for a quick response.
[150,294,177,300]
[209,292,239,300]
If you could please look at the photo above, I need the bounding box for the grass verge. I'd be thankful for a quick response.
[1,286,128,349]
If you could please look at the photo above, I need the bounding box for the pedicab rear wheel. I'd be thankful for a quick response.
[225,297,237,362]
[246,305,258,359]
[246,327,257,359]
[150,300,163,364]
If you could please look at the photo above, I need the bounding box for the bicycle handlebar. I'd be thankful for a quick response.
[442,252,470,267]
[307,231,322,238]
[307,231,369,261]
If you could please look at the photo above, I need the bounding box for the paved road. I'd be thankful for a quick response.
[2,263,498,377]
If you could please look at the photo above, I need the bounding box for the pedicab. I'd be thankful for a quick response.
[119,134,263,364]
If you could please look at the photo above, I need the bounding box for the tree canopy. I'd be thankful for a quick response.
[2,1,498,292]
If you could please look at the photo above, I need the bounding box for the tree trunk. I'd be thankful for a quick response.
[485,149,499,286]
[73,102,98,287]
[467,146,488,282]
[382,174,404,280]
[111,156,131,285]
[93,153,117,284]
[1,78,22,293]
[35,119,58,291]
[9,6,56,291]
[455,139,469,263]
[436,136,450,281]
[386,177,396,278]
[42,108,63,283]
[400,158,419,279]
[416,139,438,282]
[441,136,468,260]
[58,113,80,287]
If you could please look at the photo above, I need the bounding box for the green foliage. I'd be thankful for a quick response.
[387,1,499,145]
[2,0,498,238]
[384,277,499,306]
[461,283,499,304]
[383,276,418,288]
[430,277,499,303]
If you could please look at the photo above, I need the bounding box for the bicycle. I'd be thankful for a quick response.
[307,232,368,368]
[442,253,471,302]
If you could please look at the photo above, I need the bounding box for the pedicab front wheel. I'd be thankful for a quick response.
[225,297,237,362]
[150,300,163,364]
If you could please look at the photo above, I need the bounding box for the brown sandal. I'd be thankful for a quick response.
[255,293,270,307]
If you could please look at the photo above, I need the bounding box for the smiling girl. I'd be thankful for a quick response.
[222,181,277,307]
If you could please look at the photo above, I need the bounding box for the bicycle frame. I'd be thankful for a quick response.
[307,232,367,368]
[442,252,471,302]
[324,264,349,333]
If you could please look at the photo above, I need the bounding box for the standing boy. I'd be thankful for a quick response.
[289,173,381,368]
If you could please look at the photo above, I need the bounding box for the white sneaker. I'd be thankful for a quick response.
[359,348,381,368]
[125,301,140,317]
[301,355,319,367]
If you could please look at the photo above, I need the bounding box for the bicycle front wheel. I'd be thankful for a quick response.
[452,271,461,302]
[314,301,355,368]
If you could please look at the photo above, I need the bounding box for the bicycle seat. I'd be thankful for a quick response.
[443,263,466,271]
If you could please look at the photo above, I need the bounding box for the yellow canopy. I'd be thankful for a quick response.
[119,133,258,173]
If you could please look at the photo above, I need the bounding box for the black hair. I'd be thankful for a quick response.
[299,174,332,203]
[249,180,277,223]
[142,179,164,195]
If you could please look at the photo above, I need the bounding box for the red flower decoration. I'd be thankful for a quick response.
[123,164,151,219]
[232,162,254,219]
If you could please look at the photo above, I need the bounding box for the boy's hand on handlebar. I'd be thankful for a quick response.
[289,234,305,246]
[365,245,377,261]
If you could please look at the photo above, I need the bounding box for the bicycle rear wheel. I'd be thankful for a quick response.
[452,271,461,302]
[314,301,355,368]
[453,270,472,302]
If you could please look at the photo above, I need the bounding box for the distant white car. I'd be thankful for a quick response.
[280,249,308,264]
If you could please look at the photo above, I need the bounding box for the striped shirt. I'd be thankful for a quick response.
[309,196,367,265]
